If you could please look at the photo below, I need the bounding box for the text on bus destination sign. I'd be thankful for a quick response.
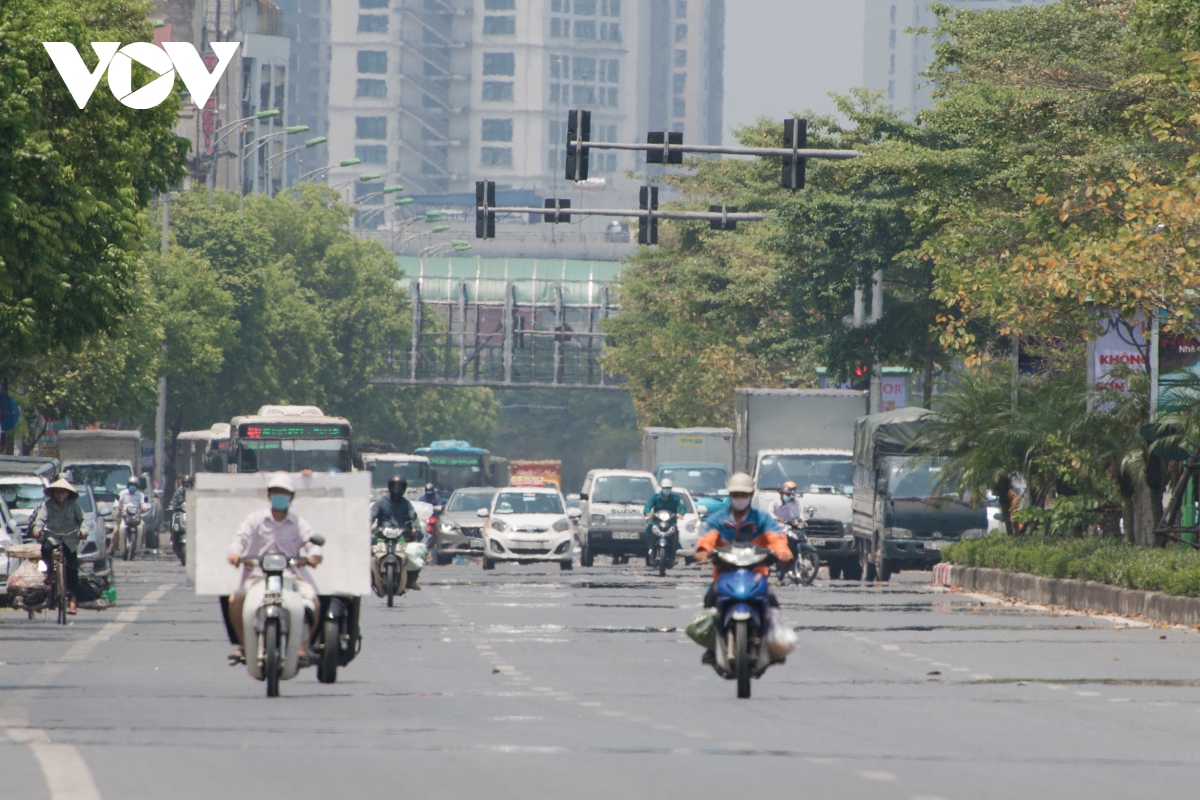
[240,424,349,438]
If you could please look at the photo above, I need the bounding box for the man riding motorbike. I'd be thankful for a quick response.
[29,478,86,615]
[418,482,442,507]
[226,474,323,665]
[168,476,192,515]
[371,476,422,590]
[113,476,150,556]
[769,480,801,524]
[643,478,687,558]
[694,472,792,664]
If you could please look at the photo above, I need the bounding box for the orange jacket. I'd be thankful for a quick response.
[695,505,792,578]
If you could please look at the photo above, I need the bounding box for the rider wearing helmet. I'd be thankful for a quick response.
[113,475,150,556]
[418,482,442,506]
[372,476,419,533]
[769,480,801,524]
[643,478,687,555]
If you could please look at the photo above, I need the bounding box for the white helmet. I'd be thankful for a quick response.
[660,479,674,490]
[726,472,755,494]
[267,473,295,493]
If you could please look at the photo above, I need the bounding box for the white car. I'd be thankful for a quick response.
[0,475,48,534]
[479,487,582,572]
[673,489,705,563]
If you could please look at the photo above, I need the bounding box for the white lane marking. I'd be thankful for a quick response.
[1111,698,1131,703]
[1076,691,1101,697]
[1044,684,1065,691]
[970,674,993,680]
[859,771,898,781]
[950,667,970,673]
[881,644,900,651]
[911,795,949,800]
[578,701,603,707]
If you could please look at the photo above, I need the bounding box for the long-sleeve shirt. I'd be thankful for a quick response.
[769,496,801,523]
[695,504,791,578]
[115,488,150,514]
[643,491,686,517]
[29,498,86,552]
[229,509,323,588]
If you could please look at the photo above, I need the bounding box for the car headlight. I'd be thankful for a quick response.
[684,519,697,533]
[884,527,914,539]
[552,517,570,532]
[440,522,457,535]
[490,518,508,532]
[590,513,606,525]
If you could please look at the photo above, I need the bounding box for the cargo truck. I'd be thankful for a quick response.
[734,389,868,579]
[851,407,988,582]
[641,428,733,516]
[59,429,160,538]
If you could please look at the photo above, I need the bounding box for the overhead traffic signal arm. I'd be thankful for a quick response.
[475,180,496,239]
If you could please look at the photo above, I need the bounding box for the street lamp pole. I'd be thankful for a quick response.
[208,110,279,205]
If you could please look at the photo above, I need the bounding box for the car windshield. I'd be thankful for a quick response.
[591,475,656,505]
[447,491,496,513]
[756,455,854,494]
[367,459,430,488]
[238,439,352,473]
[0,483,46,509]
[493,491,564,515]
[887,457,959,500]
[657,467,728,496]
[77,490,94,513]
[65,464,132,500]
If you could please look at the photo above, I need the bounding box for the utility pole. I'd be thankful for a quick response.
[154,195,170,494]
[869,270,883,413]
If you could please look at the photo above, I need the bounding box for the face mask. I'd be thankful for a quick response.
[662,489,672,497]
[270,494,291,511]
[731,497,751,512]
[781,493,794,501]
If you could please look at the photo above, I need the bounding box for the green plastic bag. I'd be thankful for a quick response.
[685,608,717,650]
[101,587,117,604]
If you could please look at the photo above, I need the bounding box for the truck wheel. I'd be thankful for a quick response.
[842,562,862,581]
[482,558,495,571]
[580,547,594,567]
[859,542,877,583]
[875,544,893,583]
[827,564,842,580]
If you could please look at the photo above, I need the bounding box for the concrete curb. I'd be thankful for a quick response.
[931,564,1200,627]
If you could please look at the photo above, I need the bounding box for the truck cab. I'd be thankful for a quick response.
[653,463,729,516]
[753,448,859,579]
[851,408,987,582]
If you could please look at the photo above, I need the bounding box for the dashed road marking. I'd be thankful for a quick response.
[859,770,898,782]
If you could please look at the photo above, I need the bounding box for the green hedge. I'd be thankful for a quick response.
[941,535,1200,597]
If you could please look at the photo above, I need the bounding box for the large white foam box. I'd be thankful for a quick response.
[189,472,371,596]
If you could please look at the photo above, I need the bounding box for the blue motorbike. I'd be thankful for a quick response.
[712,543,779,698]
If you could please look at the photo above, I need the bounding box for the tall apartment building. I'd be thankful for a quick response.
[314,0,724,228]
[863,0,1056,117]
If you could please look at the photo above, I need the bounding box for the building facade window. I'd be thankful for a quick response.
[672,97,685,117]
[482,118,514,141]
[484,52,516,75]
[483,15,516,34]
[675,0,687,17]
[574,19,597,39]
[599,59,619,82]
[356,116,387,139]
[674,48,687,67]
[601,0,620,15]
[360,0,388,8]
[549,84,561,103]
[572,84,597,104]
[485,0,516,8]
[550,54,568,78]
[672,72,686,93]
[482,81,514,101]
[573,57,596,81]
[356,78,387,97]
[355,144,388,163]
[550,18,566,37]
[575,0,597,14]
[600,21,621,41]
[551,0,570,10]
[605,86,618,105]
[357,51,387,73]
[481,147,513,166]
[889,29,896,48]
[675,23,688,43]
[357,14,388,33]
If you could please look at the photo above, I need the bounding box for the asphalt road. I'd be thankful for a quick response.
[3,555,1199,800]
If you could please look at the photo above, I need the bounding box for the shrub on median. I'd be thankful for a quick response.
[941,536,1200,597]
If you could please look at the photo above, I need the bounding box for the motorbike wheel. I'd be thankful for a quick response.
[317,617,339,684]
[173,534,185,566]
[385,562,398,608]
[735,620,751,699]
[800,553,819,586]
[121,527,131,562]
[55,552,68,626]
[264,617,281,698]
[657,547,667,577]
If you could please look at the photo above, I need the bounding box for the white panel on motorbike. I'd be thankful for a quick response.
[190,472,371,596]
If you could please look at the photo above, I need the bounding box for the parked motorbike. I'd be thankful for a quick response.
[711,543,781,699]
[119,505,142,562]
[779,519,820,586]
[170,511,186,566]
[648,510,678,577]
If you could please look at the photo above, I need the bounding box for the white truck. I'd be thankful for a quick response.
[58,429,157,521]
[641,428,733,516]
[734,389,868,579]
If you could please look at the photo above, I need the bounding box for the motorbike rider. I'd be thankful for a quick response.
[226,473,323,665]
[643,478,687,555]
[113,476,150,555]
[694,472,792,663]
[29,478,86,615]
[769,480,801,524]
[168,476,193,515]
[418,482,442,506]
[371,476,422,589]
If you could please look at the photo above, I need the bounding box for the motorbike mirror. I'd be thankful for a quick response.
[477,507,490,518]
[308,534,326,546]
[567,508,583,519]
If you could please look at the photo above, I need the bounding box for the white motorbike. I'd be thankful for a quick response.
[117,504,144,561]
[372,525,426,607]
[239,535,325,698]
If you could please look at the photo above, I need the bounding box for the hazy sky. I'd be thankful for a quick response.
[722,0,866,142]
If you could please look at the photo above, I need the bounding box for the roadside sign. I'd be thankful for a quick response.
[0,395,19,432]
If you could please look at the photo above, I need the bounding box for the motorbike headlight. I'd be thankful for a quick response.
[552,517,570,532]
[490,518,508,532]
[590,513,606,525]
[262,552,288,571]
[884,527,914,539]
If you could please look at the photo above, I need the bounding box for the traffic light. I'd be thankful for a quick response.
[709,204,739,231]
[638,185,659,245]
[565,109,591,181]
[781,117,807,190]
[543,198,572,223]
[475,180,495,239]
[646,131,683,165]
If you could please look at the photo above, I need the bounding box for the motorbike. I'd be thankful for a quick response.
[372,523,425,607]
[779,519,820,586]
[711,543,781,699]
[647,510,678,577]
[170,510,186,566]
[119,504,142,562]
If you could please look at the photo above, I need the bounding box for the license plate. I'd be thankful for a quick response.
[468,537,484,547]
[612,531,640,540]
[925,540,944,551]
[808,537,827,547]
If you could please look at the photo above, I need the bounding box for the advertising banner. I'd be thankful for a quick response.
[1093,313,1148,395]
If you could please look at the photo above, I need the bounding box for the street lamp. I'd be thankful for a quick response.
[206,108,280,205]
[240,125,310,213]
[265,136,328,192]
[298,157,361,184]
[355,184,406,228]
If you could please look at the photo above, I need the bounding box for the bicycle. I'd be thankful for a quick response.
[41,531,79,626]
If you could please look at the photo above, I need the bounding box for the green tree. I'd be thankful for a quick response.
[0,0,187,363]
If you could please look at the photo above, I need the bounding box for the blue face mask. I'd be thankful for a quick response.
[270,494,291,512]
[662,489,672,497]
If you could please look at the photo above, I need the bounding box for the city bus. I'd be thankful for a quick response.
[414,440,507,493]
[228,406,353,474]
